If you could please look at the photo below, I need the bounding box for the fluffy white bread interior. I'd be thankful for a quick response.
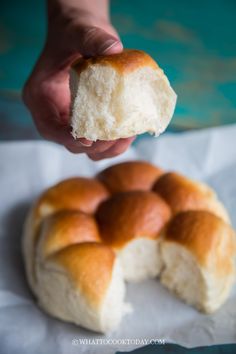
[160,211,236,313]
[70,50,177,141]
[160,243,235,313]
[117,238,162,282]
[36,255,126,333]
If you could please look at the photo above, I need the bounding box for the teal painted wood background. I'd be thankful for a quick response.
[0,0,236,139]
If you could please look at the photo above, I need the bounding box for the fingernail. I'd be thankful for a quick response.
[100,40,122,54]
[79,142,93,147]
[78,139,93,147]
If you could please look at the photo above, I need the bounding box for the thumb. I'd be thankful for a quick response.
[76,26,123,57]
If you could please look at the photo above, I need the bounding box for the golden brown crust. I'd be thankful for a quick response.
[164,210,236,271]
[153,172,216,214]
[36,177,109,217]
[39,210,101,258]
[72,49,159,75]
[96,191,171,248]
[97,161,163,194]
[49,242,115,308]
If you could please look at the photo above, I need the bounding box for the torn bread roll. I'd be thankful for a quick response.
[70,49,177,141]
[160,211,236,313]
[96,191,171,282]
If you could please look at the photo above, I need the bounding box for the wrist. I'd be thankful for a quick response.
[47,0,110,30]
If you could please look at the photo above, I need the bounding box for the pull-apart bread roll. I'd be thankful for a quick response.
[36,177,109,217]
[23,178,109,293]
[70,49,177,141]
[97,160,163,194]
[153,172,230,223]
[161,211,236,313]
[23,178,127,333]
[23,161,235,333]
[96,191,171,281]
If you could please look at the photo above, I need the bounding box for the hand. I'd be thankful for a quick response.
[23,0,135,160]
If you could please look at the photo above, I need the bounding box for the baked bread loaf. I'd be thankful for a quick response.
[22,161,235,333]
[70,49,177,141]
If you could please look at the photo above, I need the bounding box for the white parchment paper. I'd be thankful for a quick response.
[0,124,236,354]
